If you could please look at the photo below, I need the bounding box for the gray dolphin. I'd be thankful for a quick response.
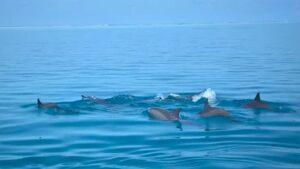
[245,93,269,109]
[37,99,59,109]
[148,108,181,121]
[199,101,230,118]
[81,95,107,104]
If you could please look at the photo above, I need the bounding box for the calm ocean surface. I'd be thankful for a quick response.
[0,23,300,169]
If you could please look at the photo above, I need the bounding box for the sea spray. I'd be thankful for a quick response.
[191,88,216,103]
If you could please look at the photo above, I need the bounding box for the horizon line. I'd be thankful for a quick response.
[0,21,299,30]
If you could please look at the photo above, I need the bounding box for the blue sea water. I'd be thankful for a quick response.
[0,23,300,169]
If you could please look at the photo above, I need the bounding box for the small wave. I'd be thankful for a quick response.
[155,94,166,100]
[191,88,216,103]
[107,94,142,104]
[169,93,181,98]
[154,93,183,101]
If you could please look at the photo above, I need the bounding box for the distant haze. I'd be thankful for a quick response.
[0,0,299,27]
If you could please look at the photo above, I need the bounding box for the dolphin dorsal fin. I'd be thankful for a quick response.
[37,99,42,105]
[254,93,261,102]
[171,108,181,118]
[204,100,211,111]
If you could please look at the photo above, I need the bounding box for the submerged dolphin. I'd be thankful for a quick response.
[148,108,181,121]
[199,101,230,118]
[81,95,107,104]
[37,99,59,109]
[245,93,269,109]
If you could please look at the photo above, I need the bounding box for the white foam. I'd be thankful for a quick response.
[191,88,216,103]
[155,93,181,101]
[155,94,165,100]
[169,93,181,98]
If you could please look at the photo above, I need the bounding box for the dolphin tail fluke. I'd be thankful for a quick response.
[171,108,181,118]
[81,95,87,99]
[254,92,261,101]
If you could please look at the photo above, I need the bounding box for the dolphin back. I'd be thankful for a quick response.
[244,92,271,109]
[170,108,181,119]
[148,108,181,121]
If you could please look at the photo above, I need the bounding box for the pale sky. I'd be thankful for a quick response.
[0,0,299,26]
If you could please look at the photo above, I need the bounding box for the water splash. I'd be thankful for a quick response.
[191,88,216,103]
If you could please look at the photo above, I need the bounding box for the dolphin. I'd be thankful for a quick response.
[37,99,59,109]
[81,95,107,104]
[199,101,230,118]
[147,108,181,121]
[245,93,269,109]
